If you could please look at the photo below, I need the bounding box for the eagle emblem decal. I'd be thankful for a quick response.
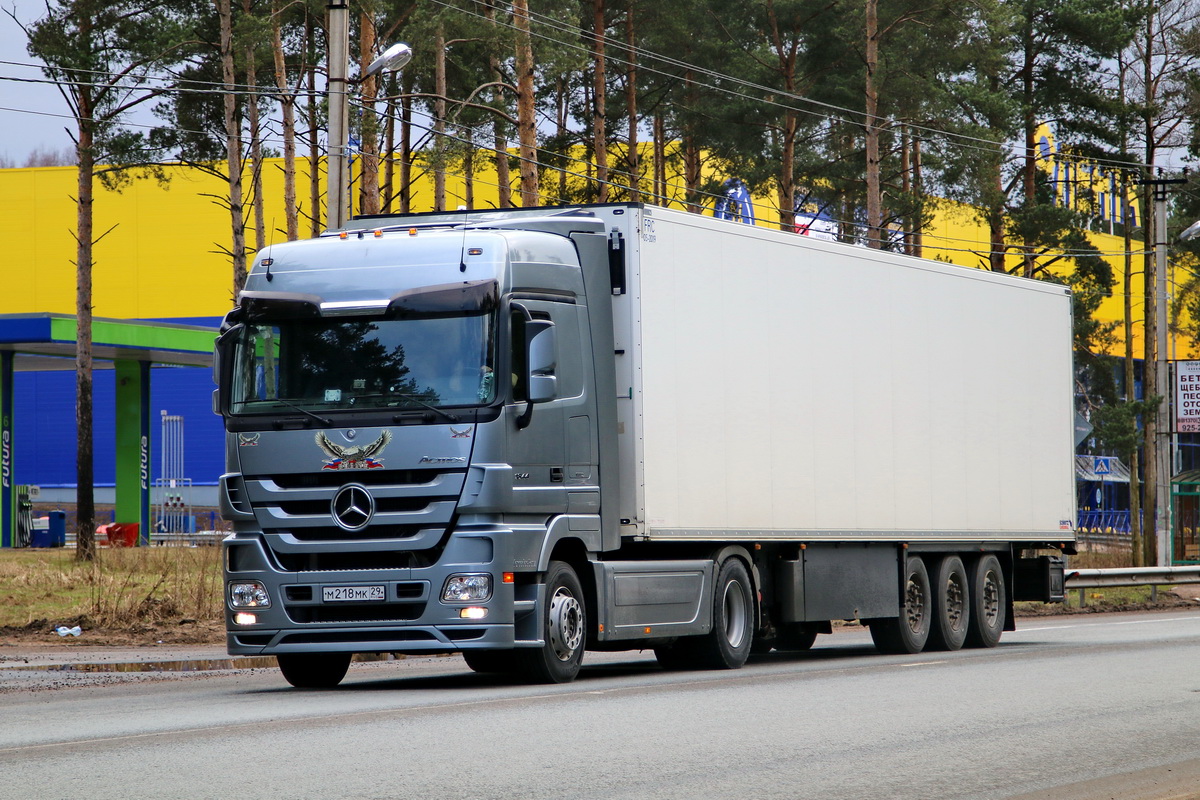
[315,430,392,470]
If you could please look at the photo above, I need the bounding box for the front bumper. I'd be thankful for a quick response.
[223,528,534,656]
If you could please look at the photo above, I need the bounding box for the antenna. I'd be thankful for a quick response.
[265,218,276,281]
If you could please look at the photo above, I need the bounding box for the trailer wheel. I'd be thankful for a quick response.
[965,554,1006,648]
[928,555,970,651]
[868,556,931,655]
[517,561,586,684]
[276,652,352,689]
[462,650,521,674]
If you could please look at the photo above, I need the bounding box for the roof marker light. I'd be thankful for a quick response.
[374,229,383,238]
[409,228,418,236]
[339,231,348,240]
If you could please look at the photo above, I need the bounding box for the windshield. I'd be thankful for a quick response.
[230,312,497,415]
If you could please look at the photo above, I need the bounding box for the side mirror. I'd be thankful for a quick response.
[212,325,240,417]
[526,319,557,404]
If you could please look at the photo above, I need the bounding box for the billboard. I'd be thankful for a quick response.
[1176,360,1200,432]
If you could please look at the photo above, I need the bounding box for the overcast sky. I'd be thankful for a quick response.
[0,1,76,162]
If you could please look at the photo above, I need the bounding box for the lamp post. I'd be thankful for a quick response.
[327,2,411,230]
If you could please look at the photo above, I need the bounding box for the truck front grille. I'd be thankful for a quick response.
[271,549,439,572]
[285,603,426,624]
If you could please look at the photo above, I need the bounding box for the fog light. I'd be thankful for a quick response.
[229,580,271,608]
[459,607,488,620]
[234,612,257,625]
[443,574,492,602]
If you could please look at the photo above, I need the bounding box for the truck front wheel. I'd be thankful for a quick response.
[277,652,352,689]
[518,561,586,684]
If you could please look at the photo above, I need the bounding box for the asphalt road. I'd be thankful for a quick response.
[3,611,1200,800]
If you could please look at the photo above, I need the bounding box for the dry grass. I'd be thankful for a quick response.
[0,546,222,629]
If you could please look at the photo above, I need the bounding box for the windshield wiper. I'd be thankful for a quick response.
[391,392,459,422]
[269,397,333,426]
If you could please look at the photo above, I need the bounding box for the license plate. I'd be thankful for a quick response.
[322,585,386,602]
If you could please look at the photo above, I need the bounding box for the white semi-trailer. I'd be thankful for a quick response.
[214,204,1075,687]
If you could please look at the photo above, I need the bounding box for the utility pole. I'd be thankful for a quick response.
[1138,174,1185,566]
[327,1,350,230]
[326,5,410,230]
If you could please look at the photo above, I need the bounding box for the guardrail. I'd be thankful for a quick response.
[62,530,226,548]
[1065,566,1200,606]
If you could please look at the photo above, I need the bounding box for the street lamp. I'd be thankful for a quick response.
[327,3,412,230]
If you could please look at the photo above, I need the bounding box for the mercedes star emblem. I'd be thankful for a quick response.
[331,483,375,531]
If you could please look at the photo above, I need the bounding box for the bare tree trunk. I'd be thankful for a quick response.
[400,73,412,213]
[464,143,475,209]
[624,1,638,202]
[558,77,569,200]
[901,125,912,252]
[219,0,247,294]
[306,13,321,236]
[1019,17,1038,278]
[244,1,265,254]
[513,0,539,205]
[302,10,316,235]
[777,111,797,231]
[988,152,1006,271]
[74,111,96,562]
[682,71,701,213]
[433,23,447,211]
[382,75,396,213]
[864,0,883,249]
[592,0,608,201]
[272,0,298,239]
[359,10,381,215]
[484,0,511,208]
[912,136,923,257]
[653,110,665,204]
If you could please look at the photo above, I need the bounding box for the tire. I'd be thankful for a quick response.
[928,555,970,651]
[276,652,352,689]
[965,554,1006,648]
[516,561,586,684]
[868,556,931,655]
[462,649,521,674]
[775,623,818,652]
[693,557,755,670]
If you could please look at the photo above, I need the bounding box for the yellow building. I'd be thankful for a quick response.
[0,141,1189,358]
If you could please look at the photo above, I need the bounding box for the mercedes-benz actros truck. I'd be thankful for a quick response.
[214,204,1074,688]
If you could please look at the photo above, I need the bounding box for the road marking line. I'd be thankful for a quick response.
[1021,615,1200,632]
[899,661,947,668]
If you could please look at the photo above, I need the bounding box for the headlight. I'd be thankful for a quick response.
[442,574,492,602]
[229,581,271,608]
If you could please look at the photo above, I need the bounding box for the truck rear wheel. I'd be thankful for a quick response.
[517,561,586,684]
[928,555,970,651]
[965,554,1006,648]
[868,556,931,655]
[276,652,352,689]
